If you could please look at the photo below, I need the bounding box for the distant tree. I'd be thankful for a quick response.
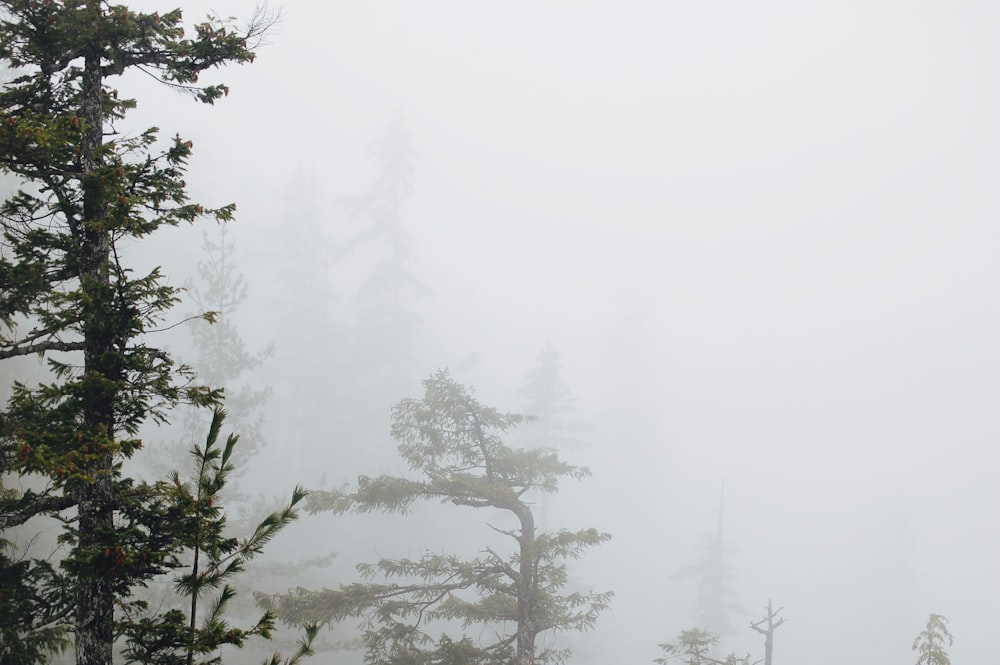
[749,599,786,665]
[517,343,589,534]
[339,113,426,393]
[262,370,613,665]
[518,343,589,452]
[263,169,339,476]
[654,628,752,665]
[912,614,952,665]
[185,223,272,460]
[670,496,741,640]
[321,115,428,478]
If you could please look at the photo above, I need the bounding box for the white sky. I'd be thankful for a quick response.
[118,1,1000,662]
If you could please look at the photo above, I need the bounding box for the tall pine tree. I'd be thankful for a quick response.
[0,4,280,664]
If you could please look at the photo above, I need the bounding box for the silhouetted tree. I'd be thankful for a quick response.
[263,169,339,477]
[671,496,741,640]
[263,371,612,665]
[185,223,272,461]
[518,343,589,452]
[340,114,426,397]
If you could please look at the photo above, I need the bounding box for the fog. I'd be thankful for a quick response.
[112,1,1000,663]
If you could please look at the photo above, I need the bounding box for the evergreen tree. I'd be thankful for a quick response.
[319,114,427,478]
[670,496,741,640]
[119,408,313,665]
[340,113,425,397]
[518,343,588,452]
[0,3,281,664]
[912,614,952,665]
[262,371,613,665]
[185,223,272,461]
[263,168,337,478]
[655,628,752,665]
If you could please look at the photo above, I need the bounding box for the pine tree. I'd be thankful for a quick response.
[119,408,312,665]
[323,115,427,477]
[340,113,425,396]
[518,343,589,452]
[0,3,278,664]
[670,496,741,641]
[912,614,952,665]
[185,223,272,461]
[655,628,752,665]
[262,371,613,665]
[263,168,337,478]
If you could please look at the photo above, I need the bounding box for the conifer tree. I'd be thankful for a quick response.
[324,115,427,477]
[912,614,952,665]
[262,168,335,476]
[340,114,425,395]
[0,3,279,664]
[517,343,589,534]
[262,371,613,665]
[670,497,741,641]
[120,408,313,665]
[655,628,752,665]
[185,223,272,461]
[518,343,588,452]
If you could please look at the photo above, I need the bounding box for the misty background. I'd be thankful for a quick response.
[96,1,1000,663]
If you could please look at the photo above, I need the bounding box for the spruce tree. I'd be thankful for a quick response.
[185,223,272,462]
[0,3,276,664]
[340,114,425,395]
[263,371,612,665]
[655,628,752,665]
[912,614,952,665]
[670,497,741,641]
[518,343,588,452]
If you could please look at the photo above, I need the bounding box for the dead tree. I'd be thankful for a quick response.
[750,599,787,665]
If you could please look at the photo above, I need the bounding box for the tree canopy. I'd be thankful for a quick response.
[0,3,293,664]
[263,370,612,665]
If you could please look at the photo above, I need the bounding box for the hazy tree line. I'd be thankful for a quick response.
[0,3,967,665]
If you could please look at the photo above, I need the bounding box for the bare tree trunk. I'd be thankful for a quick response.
[750,599,787,665]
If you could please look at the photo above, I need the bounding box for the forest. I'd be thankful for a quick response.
[2,2,999,664]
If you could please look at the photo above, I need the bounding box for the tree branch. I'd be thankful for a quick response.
[0,491,76,529]
[0,338,85,359]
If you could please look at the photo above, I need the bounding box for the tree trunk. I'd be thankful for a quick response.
[750,599,786,665]
[515,503,536,665]
[75,6,115,663]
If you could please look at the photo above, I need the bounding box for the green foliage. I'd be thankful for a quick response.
[912,614,953,665]
[655,628,753,665]
[119,408,313,665]
[268,370,612,665]
[0,540,73,665]
[0,2,286,664]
